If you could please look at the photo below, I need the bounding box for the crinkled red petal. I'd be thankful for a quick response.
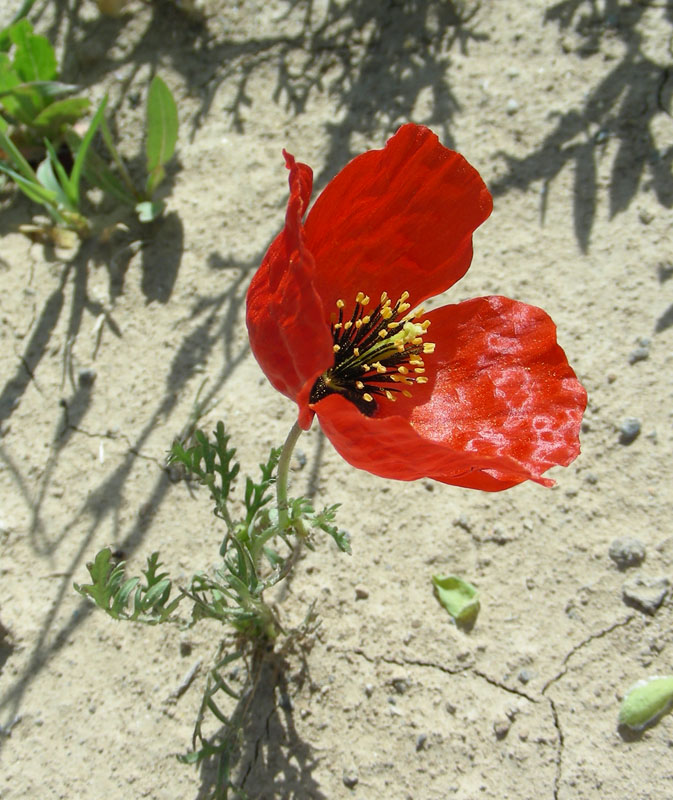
[246,152,333,428]
[408,297,587,481]
[304,123,492,313]
[312,296,586,490]
[314,394,545,491]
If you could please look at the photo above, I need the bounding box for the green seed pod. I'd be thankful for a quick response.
[619,675,673,731]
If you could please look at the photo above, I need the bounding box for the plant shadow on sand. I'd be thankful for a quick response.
[194,645,326,800]
[490,0,673,253]
[38,0,672,253]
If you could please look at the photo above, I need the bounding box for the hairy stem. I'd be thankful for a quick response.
[276,421,303,532]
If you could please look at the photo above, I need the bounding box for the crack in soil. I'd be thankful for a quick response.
[540,614,637,799]
[352,647,538,703]
[66,422,165,467]
[541,614,636,695]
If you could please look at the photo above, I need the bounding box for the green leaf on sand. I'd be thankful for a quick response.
[432,574,480,625]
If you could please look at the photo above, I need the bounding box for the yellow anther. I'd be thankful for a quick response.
[325,287,435,411]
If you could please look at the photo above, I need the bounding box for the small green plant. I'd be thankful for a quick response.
[0,96,105,236]
[0,17,179,239]
[76,421,349,798]
[0,19,89,146]
[75,74,179,223]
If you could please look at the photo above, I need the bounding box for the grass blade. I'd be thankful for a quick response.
[69,95,107,207]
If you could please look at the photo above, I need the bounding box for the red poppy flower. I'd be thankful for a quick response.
[246,124,586,491]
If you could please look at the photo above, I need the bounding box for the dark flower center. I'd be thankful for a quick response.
[309,290,434,416]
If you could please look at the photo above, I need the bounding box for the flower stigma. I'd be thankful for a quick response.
[309,290,434,416]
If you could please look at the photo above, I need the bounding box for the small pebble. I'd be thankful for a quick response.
[354,586,369,600]
[364,683,374,698]
[518,668,534,685]
[486,525,514,544]
[619,417,641,445]
[391,677,410,695]
[628,337,651,364]
[416,733,428,751]
[342,767,359,789]
[179,640,193,657]
[454,515,472,532]
[609,537,646,569]
[290,450,307,471]
[493,717,511,739]
[623,575,669,615]
[506,98,520,115]
[78,368,97,388]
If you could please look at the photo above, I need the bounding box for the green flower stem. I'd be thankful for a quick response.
[276,421,305,535]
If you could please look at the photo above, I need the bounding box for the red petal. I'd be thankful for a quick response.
[304,123,492,313]
[246,152,334,428]
[314,394,545,491]
[313,296,586,490]
[407,296,586,486]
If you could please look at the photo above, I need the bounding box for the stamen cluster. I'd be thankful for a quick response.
[309,290,434,415]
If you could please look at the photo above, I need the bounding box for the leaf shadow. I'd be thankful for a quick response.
[0,249,265,753]
[195,648,326,800]
[491,0,673,252]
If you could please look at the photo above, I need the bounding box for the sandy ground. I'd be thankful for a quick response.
[1,1,673,798]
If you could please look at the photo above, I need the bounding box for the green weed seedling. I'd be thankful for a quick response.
[72,74,179,224]
[0,96,106,237]
[76,421,349,799]
[0,19,89,150]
